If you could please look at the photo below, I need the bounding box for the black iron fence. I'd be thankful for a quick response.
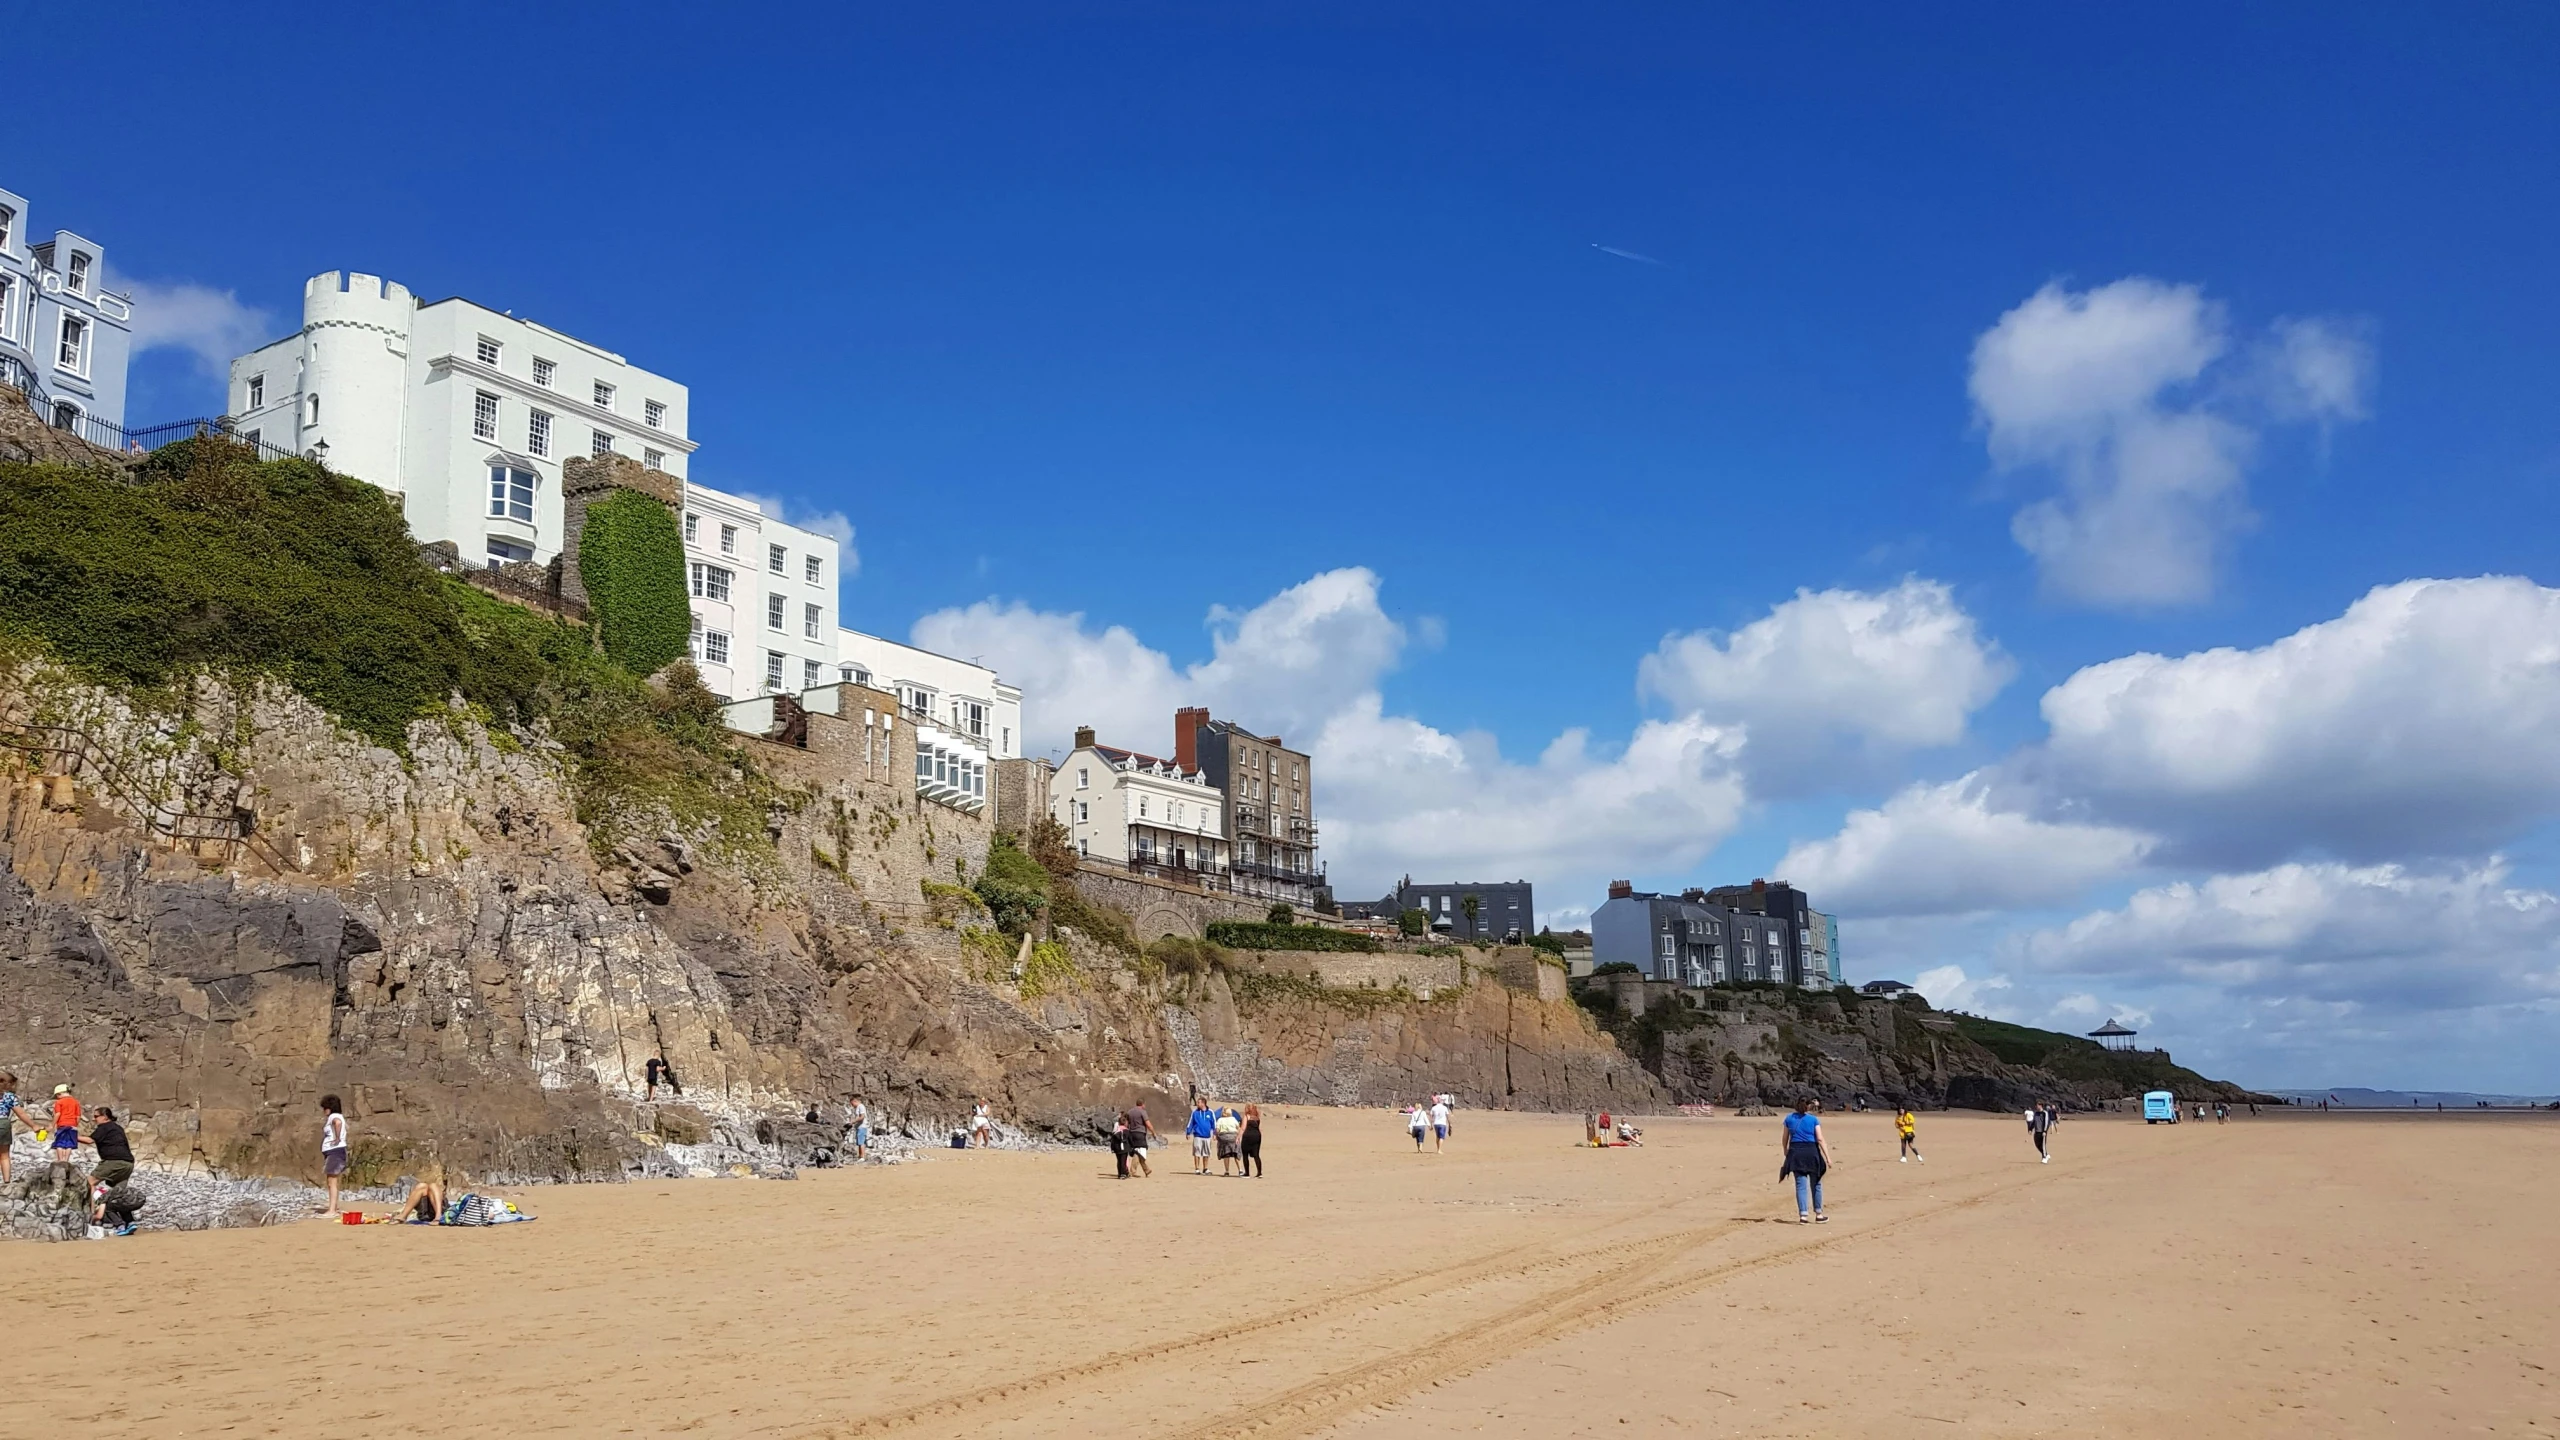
[4,353,305,464]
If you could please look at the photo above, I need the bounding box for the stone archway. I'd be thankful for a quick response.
[1132,901,1200,944]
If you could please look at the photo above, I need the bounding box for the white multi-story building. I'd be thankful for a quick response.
[835,628,1023,761]
[1051,726,1230,874]
[227,271,695,569]
[681,481,839,701]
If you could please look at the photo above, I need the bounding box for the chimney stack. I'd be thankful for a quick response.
[1073,725,1096,750]
[1606,880,1633,899]
[1175,706,1208,773]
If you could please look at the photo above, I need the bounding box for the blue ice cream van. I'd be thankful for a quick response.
[2143,1091,2179,1123]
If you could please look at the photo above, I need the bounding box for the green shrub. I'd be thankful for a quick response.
[1527,930,1567,956]
[960,924,1019,981]
[1266,902,1293,925]
[577,489,689,675]
[1019,939,1081,998]
[1144,934,1230,978]
[974,832,1052,935]
[1397,908,1428,937]
[1204,921,1382,953]
[1590,961,1641,977]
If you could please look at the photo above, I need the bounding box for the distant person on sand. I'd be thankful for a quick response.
[47,1083,82,1187]
[1239,1105,1264,1178]
[1213,1106,1243,1175]
[1407,1103,1429,1152]
[1111,1115,1130,1178]
[1430,1097,1451,1153]
[320,1095,351,1213]
[1896,1106,1923,1163]
[972,1101,995,1148]
[1187,1101,1217,1173]
[2027,1104,2052,1163]
[850,1097,871,1161]
[0,1071,23,1185]
[1121,1100,1155,1178]
[1780,1102,1830,1223]
[2215,1103,2229,1124]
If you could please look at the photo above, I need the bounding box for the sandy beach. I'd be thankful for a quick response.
[7,1107,2553,1439]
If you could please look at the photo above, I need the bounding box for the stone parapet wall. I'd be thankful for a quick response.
[1069,863,1271,942]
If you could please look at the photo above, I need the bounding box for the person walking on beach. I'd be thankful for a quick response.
[46,1084,82,1188]
[1430,1096,1451,1153]
[849,1097,871,1161]
[320,1094,351,1213]
[1896,1105,1922,1162]
[2027,1103,2053,1163]
[1780,1102,1831,1223]
[1213,1105,1243,1176]
[1407,1102,1429,1152]
[1239,1104,1264,1178]
[972,1101,996,1148]
[1187,1100,1217,1173]
[1122,1100,1155,1178]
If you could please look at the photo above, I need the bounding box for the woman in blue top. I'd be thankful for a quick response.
[1780,1102,1832,1224]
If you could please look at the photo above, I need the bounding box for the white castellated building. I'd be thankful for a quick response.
[226,272,695,569]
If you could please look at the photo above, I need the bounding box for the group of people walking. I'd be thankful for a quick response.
[1107,1098,1263,1178]
[1405,1095,1454,1152]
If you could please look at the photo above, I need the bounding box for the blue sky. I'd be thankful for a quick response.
[26,5,2560,1090]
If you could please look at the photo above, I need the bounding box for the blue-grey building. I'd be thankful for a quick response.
[1342,876,1534,943]
[0,183,132,448]
[1594,879,1835,987]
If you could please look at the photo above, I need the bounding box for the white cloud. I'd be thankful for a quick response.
[1639,579,2012,794]
[1971,278,2369,609]
[2028,576,2560,864]
[2006,859,2560,1016]
[917,568,1748,903]
[122,279,273,378]
[1777,772,2155,918]
[1910,963,2010,1014]
[740,493,859,578]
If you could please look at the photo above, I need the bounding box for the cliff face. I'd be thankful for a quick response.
[1586,981,2266,1111]
[0,662,1648,1187]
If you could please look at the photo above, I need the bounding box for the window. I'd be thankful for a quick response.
[764,651,786,691]
[840,663,871,687]
[590,430,614,456]
[486,536,534,567]
[308,392,322,425]
[719,524,737,555]
[1077,801,1089,823]
[0,207,12,250]
[475,336,501,366]
[532,357,555,388]
[1138,797,1149,819]
[487,465,536,523]
[0,276,12,340]
[526,410,552,457]
[683,512,699,543]
[644,399,666,429]
[243,429,260,449]
[803,659,822,688]
[643,448,664,471]
[56,315,87,373]
[803,555,822,585]
[472,391,500,441]
[803,603,820,639]
[65,252,89,295]
[768,543,786,575]
[689,562,732,601]
[593,380,616,410]
[50,401,78,431]
[964,701,985,737]
[246,374,264,410]
[1001,726,1011,752]
[1077,768,1089,790]
[766,594,785,631]
[701,630,729,665]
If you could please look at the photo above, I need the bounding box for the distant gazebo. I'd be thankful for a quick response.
[2087,1018,2139,1052]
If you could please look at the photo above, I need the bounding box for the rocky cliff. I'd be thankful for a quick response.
[1581,976,2270,1111]
[0,658,1651,1190]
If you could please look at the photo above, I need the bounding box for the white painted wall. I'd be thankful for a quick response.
[836,628,1022,760]
[1049,742,1228,868]
[682,481,838,701]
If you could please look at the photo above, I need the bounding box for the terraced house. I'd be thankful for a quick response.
[1173,707,1322,907]
[0,181,132,448]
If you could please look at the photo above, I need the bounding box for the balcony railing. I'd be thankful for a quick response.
[3,354,304,464]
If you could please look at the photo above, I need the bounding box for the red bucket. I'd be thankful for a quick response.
[340,1210,364,1225]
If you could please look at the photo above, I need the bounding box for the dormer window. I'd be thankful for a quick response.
[65,252,89,295]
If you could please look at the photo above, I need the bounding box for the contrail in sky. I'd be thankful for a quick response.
[1592,244,1666,266]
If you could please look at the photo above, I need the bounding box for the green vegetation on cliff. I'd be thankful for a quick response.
[1205,921,1383,953]
[576,489,690,675]
[0,444,777,861]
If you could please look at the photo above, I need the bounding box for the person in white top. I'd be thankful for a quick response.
[1407,1103,1429,1152]
[1429,1098,1451,1152]
[319,1095,351,1214]
[971,1101,995,1148]
[850,1098,871,1161]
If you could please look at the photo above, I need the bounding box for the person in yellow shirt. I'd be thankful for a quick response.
[1896,1106,1923,1163]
